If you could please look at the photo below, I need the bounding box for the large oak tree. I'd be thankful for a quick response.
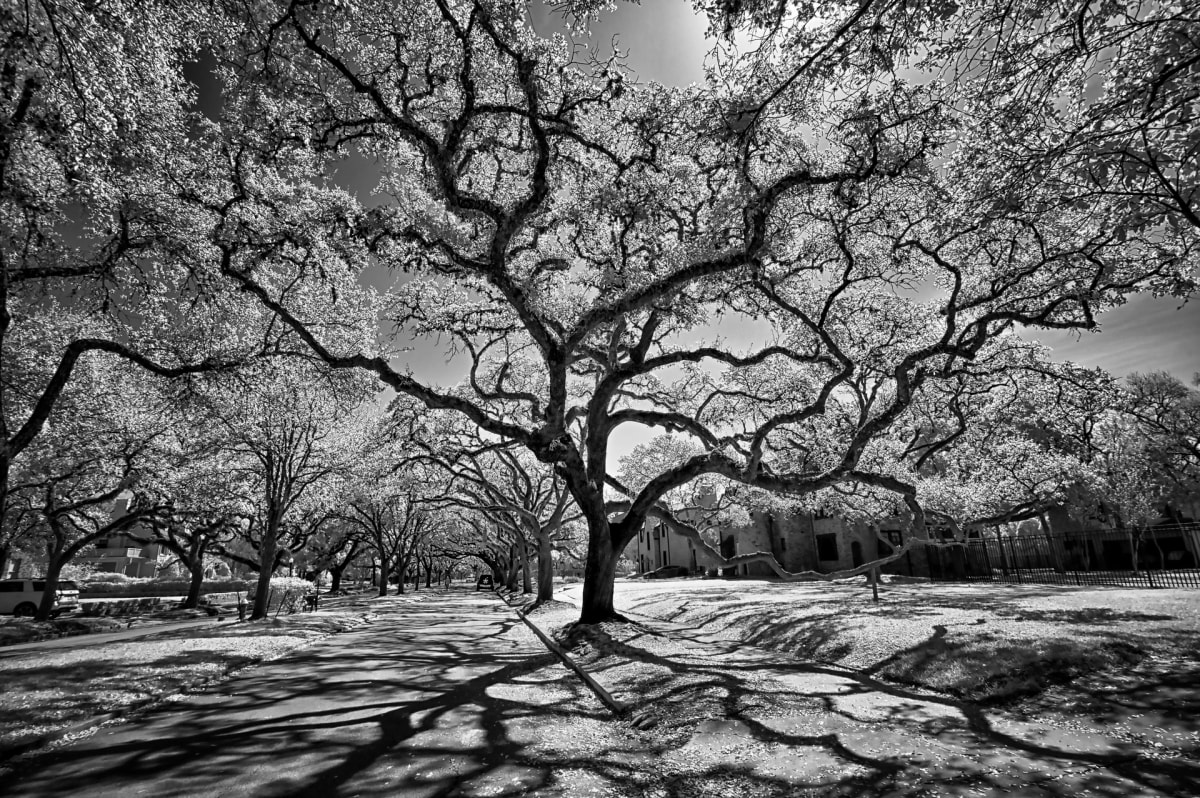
[148,0,1198,623]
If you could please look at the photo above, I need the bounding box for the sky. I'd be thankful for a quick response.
[526,0,712,87]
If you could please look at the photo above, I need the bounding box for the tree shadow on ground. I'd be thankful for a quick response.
[571,613,1200,798]
[621,582,1197,707]
[4,589,905,798]
[6,586,1197,797]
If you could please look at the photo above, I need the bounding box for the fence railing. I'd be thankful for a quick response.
[926,522,1200,588]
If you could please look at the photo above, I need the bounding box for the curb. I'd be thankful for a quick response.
[493,589,627,717]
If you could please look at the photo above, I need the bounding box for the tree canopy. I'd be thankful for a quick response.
[2,0,1195,623]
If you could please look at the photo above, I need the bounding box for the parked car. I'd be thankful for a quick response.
[645,565,690,579]
[475,574,495,591]
[0,579,81,617]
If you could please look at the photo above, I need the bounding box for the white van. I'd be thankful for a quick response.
[0,579,81,617]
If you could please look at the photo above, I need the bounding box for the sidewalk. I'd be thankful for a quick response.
[0,589,615,798]
[515,586,1200,798]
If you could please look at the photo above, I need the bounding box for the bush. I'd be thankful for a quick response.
[82,572,143,585]
[264,576,318,616]
[80,579,252,597]
[269,576,317,594]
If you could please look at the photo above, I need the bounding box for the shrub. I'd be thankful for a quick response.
[267,576,318,616]
[82,573,144,585]
[80,579,252,597]
[269,576,317,594]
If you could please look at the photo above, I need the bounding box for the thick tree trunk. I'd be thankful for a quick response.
[36,554,66,621]
[251,520,279,621]
[537,533,554,602]
[377,552,391,596]
[183,557,205,609]
[521,540,533,594]
[329,567,343,594]
[579,519,619,624]
[504,545,520,591]
[0,460,9,578]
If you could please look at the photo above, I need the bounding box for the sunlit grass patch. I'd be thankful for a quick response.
[0,617,123,647]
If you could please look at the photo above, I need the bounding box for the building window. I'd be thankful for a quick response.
[816,534,838,561]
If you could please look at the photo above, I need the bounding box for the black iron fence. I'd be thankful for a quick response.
[926,522,1200,588]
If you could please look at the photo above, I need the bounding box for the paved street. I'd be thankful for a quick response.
[1,590,601,798]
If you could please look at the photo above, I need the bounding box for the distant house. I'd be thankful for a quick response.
[75,497,164,578]
[78,532,163,578]
[624,486,727,574]
[627,519,697,573]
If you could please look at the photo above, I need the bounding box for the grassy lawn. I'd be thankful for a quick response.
[605,579,1200,705]
[0,616,126,648]
[0,609,370,753]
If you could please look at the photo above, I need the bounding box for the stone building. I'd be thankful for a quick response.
[726,510,902,577]
[640,506,933,579]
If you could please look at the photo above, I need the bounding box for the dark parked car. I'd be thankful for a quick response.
[475,574,495,590]
[645,565,690,579]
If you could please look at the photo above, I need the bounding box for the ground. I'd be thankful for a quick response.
[595,578,1200,704]
[549,578,1200,795]
[0,581,1195,796]
[0,598,374,753]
